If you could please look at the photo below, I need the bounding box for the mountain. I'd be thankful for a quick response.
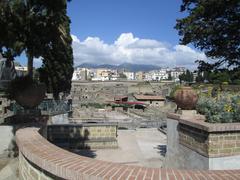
[118,63,160,72]
[76,63,160,72]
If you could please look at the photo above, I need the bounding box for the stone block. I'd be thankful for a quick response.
[225,135,237,140]
[219,148,233,154]
[233,147,240,153]
[209,148,219,154]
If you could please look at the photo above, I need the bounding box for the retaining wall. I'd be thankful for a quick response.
[166,113,240,170]
[16,127,240,180]
[47,123,118,149]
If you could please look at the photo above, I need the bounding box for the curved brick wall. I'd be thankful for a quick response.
[16,128,240,180]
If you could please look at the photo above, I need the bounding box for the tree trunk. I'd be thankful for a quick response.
[27,53,33,78]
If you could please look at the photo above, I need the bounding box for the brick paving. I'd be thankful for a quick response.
[16,128,240,180]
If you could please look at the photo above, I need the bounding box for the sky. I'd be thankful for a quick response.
[19,0,208,69]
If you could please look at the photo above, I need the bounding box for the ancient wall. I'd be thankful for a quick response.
[71,81,172,105]
[47,123,118,149]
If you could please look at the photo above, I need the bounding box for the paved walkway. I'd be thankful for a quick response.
[75,128,167,168]
[0,158,18,180]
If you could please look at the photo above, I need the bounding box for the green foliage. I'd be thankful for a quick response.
[81,103,105,109]
[195,72,204,83]
[196,68,240,85]
[179,69,193,83]
[169,85,181,99]
[168,72,172,80]
[119,73,127,79]
[176,0,240,69]
[196,95,240,123]
[233,79,240,85]
[209,71,230,84]
[0,0,73,99]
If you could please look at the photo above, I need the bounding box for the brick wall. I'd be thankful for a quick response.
[16,127,240,180]
[178,117,240,158]
[208,132,240,157]
[47,123,118,149]
[19,152,56,180]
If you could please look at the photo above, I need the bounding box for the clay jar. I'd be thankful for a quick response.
[14,84,46,109]
[174,86,198,110]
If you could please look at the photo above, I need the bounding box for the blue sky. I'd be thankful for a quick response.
[19,0,207,69]
[67,0,185,45]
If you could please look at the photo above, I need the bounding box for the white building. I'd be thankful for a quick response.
[15,66,28,77]
[123,72,135,80]
[144,72,152,81]
[91,69,115,81]
[72,68,90,81]
[170,67,186,80]
[148,69,169,81]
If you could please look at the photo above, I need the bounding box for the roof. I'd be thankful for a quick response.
[133,94,165,101]
[114,95,128,100]
[107,101,147,105]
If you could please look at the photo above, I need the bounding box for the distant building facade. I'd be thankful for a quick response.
[135,71,145,81]
[15,66,28,77]
[123,72,135,80]
[72,68,90,81]
[133,94,165,107]
[170,67,186,81]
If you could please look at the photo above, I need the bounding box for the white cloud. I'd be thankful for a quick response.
[71,32,207,69]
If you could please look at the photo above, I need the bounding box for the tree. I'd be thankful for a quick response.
[0,1,25,65]
[0,0,73,99]
[208,71,230,84]
[119,73,127,79]
[38,0,73,99]
[195,71,204,83]
[168,72,172,80]
[179,69,193,83]
[176,0,240,69]
[0,0,53,77]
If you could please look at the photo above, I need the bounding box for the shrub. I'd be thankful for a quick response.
[169,85,181,99]
[196,94,240,123]
[232,79,240,85]
[81,103,105,109]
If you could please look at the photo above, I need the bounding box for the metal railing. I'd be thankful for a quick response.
[39,99,71,115]
[10,99,72,116]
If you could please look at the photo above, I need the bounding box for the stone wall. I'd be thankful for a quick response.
[178,119,240,158]
[164,118,209,170]
[208,132,240,157]
[16,127,240,180]
[178,123,208,157]
[71,81,171,105]
[47,123,118,149]
[166,113,240,170]
[0,96,14,123]
[19,152,57,180]
[0,126,15,159]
